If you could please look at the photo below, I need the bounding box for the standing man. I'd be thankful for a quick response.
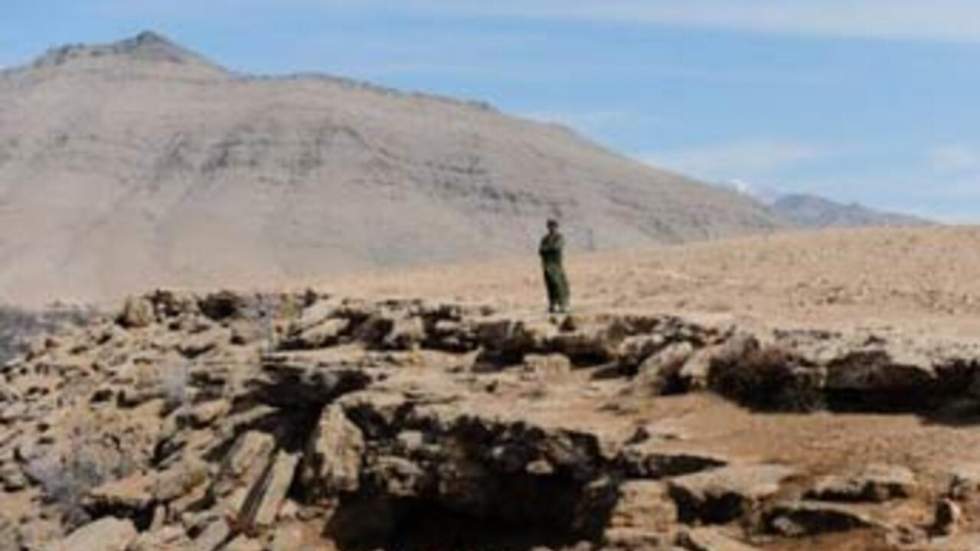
[539,218,570,313]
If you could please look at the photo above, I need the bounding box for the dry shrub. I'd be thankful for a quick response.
[24,439,137,529]
[0,304,95,364]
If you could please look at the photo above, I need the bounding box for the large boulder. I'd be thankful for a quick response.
[708,340,825,412]
[824,349,936,396]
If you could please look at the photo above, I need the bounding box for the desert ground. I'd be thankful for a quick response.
[327,225,980,335]
[3,226,980,551]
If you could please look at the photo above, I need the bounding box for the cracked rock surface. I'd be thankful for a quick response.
[1,290,980,550]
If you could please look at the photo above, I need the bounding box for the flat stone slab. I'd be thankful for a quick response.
[806,463,916,503]
[668,464,797,523]
[765,500,878,537]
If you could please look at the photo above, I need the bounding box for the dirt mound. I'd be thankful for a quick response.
[2,290,980,550]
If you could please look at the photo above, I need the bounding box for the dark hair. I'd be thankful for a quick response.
[547,219,559,227]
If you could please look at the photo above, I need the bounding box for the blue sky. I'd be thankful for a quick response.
[4,1,980,221]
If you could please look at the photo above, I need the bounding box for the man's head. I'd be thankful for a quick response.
[547,218,559,232]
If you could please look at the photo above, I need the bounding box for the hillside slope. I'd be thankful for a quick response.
[770,193,932,228]
[0,32,782,305]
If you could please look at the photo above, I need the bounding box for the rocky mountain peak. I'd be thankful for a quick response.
[29,30,225,72]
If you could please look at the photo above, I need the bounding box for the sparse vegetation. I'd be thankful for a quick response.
[0,304,95,364]
[25,437,136,529]
[159,361,192,410]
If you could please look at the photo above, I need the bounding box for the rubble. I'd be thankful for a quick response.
[0,290,976,550]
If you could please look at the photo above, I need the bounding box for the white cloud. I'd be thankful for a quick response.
[90,0,980,43]
[929,144,980,173]
[642,139,825,182]
[330,0,980,43]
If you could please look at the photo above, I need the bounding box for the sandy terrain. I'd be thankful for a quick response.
[4,227,980,550]
[325,225,980,337]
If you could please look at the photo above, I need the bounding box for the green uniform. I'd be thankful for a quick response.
[539,231,570,312]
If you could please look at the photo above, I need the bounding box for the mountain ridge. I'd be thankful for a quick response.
[770,192,932,229]
[0,32,784,305]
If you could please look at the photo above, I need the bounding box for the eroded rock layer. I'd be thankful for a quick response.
[2,290,980,550]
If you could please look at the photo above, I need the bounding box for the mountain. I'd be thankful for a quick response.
[769,193,932,229]
[0,32,784,304]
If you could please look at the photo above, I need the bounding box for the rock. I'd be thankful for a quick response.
[212,431,277,499]
[677,527,760,551]
[522,354,573,380]
[151,290,200,318]
[301,405,365,499]
[43,517,137,551]
[180,399,231,428]
[678,347,716,391]
[270,522,338,551]
[84,472,154,512]
[933,498,962,537]
[618,334,667,370]
[296,300,339,332]
[707,341,824,412]
[368,455,428,497]
[0,516,18,551]
[127,526,191,551]
[230,319,266,345]
[286,318,350,350]
[177,329,223,359]
[475,318,554,360]
[824,349,935,393]
[238,450,300,530]
[152,457,210,503]
[805,464,916,503]
[602,527,675,550]
[223,535,265,551]
[118,297,156,329]
[383,316,426,350]
[618,446,729,479]
[668,464,797,523]
[198,290,245,321]
[352,313,397,346]
[255,360,372,407]
[548,321,629,363]
[949,463,980,499]
[925,533,980,551]
[634,342,693,395]
[188,518,230,551]
[765,500,876,537]
[18,520,64,550]
[604,481,677,543]
[0,461,27,491]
